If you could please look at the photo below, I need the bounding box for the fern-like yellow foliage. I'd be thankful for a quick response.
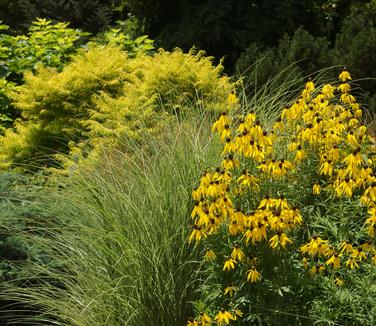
[0,46,233,171]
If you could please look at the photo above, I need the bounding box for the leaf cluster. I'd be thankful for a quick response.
[0,46,232,171]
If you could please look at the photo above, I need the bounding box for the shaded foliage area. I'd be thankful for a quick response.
[122,0,366,68]
[0,172,50,324]
[0,1,374,102]
[237,1,376,110]
[0,0,125,34]
[0,1,368,66]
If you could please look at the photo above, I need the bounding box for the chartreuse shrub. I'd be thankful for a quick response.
[92,27,155,57]
[0,46,129,168]
[0,115,222,326]
[0,19,86,127]
[0,46,232,170]
[187,69,376,324]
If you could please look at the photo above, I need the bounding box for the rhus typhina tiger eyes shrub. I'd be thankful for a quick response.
[0,46,232,171]
[0,46,130,169]
[0,19,86,127]
[188,68,376,324]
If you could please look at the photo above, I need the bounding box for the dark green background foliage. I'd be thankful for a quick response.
[1,0,374,109]
[0,0,126,33]
[0,0,369,65]
[0,172,49,324]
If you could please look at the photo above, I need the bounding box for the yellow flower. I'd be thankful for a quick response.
[227,90,237,105]
[334,177,355,198]
[351,247,367,261]
[322,84,335,99]
[309,264,325,276]
[224,284,237,297]
[247,266,261,283]
[269,231,293,249]
[199,313,212,326]
[319,160,333,176]
[300,236,328,256]
[237,170,259,189]
[338,83,351,93]
[339,241,353,254]
[220,125,232,144]
[212,112,231,133]
[232,308,243,320]
[339,69,352,82]
[222,137,235,155]
[223,258,236,272]
[188,225,206,244]
[305,79,315,93]
[327,145,340,162]
[325,253,342,269]
[334,277,344,286]
[345,257,359,269]
[187,318,198,326]
[340,93,356,104]
[231,245,245,262]
[312,184,321,195]
[295,148,306,162]
[287,140,298,152]
[214,309,235,325]
[221,154,239,170]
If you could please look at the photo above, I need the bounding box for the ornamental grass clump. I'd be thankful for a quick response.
[188,68,376,324]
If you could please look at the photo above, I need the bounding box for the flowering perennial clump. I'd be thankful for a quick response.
[188,68,376,324]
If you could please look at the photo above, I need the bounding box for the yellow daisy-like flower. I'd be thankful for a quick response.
[338,83,351,94]
[309,264,325,276]
[339,241,353,254]
[295,148,306,162]
[224,284,237,297]
[305,79,315,93]
[212,112,231,133]
[339,69,352,82]
[325,253,342,270]
[231,245,245,262]
[300,236,329,256]
[334,177,355,198]
[312,184,321,195]
[199,313,212,326]
[223,258,236,272]
[334,277,344,286]
[319,160,333,176]
[345,257,359,269]
[247,266,261,283]
[351,247,367,261]
[322,84,335,99]
[232,308,243,320]
[269,231,293,249]
[187,317,198,326]
[214,309,235,325]
[188,225,206,244]
[204,249,217,261]
[227,90,237,105]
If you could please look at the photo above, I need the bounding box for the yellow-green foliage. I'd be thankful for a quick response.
[0,46,232,170]
[90,49,232,144]
[0,46,129,169]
